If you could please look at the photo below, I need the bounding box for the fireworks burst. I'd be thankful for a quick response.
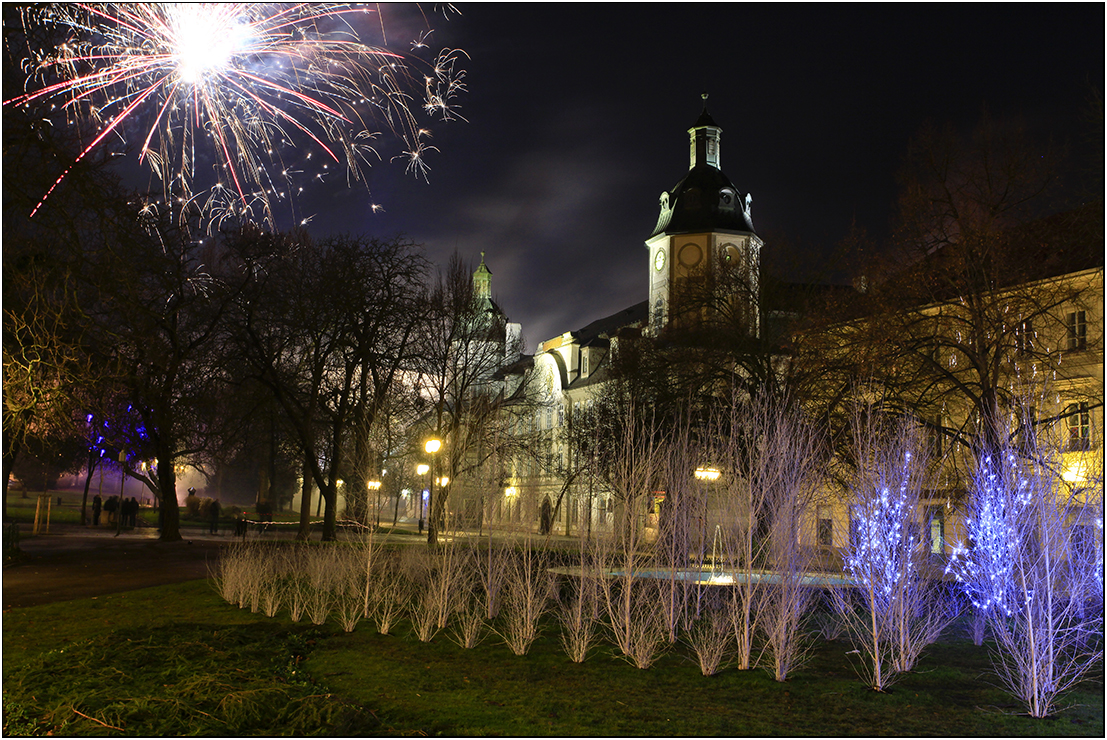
[6,3,467,228]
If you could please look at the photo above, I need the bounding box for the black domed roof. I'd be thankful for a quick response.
[648,101,756,239]
[654,164,754,236]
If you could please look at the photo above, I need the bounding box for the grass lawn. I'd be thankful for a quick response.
[2,577,1102,736]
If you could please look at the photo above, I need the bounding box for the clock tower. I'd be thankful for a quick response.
[646,95,761,337]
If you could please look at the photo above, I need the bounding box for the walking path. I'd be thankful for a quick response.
[2,519,587,610]
[3,525,226,609]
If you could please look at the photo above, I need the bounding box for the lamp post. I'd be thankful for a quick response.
[367,479,382,528]
[416,463,430,533]
[424,437,442,545]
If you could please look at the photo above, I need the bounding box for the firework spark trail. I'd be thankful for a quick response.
[6,3,466,228]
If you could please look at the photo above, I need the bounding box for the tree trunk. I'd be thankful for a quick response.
[322,479,337,541]
[157,461,181,542]
[297,453,313,540]
[80,453,97,526]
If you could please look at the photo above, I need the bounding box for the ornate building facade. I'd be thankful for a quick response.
[442,100,1104,550]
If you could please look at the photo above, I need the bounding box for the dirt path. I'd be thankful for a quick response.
[3,533,225,609]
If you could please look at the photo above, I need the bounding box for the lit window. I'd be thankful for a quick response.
[926,506,945,555]
[1066,403,1091,451]
[817,505,833,547]
[1066,311,1087,351]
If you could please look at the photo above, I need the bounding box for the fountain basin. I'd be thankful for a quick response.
[604,568,854,588]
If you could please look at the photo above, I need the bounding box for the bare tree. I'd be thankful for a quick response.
[796,115,1102,494]
[653,414,701,643]
[229,231,427,540]
[370,551,409,635]
[833,407,955,691]
[411,253,525,546]
[684,589,732,677]
[947,409,1104,718]
[708,396,771,671]
[556,534,602,663]
[755,397,825,682]
[496,536,553,656]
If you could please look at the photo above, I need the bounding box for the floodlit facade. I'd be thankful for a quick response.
[808,265,1104,558]
[433,100,1104,553]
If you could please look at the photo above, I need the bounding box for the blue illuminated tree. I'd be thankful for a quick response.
[948,430,1104,718]
[834,408,955,691]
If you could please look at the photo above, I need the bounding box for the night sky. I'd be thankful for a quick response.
[55,4,1107,352]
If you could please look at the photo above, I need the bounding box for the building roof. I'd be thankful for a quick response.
[649,101,755,238]
[573,300,649,344]
[690,106,719,130]
[655,165,756,237]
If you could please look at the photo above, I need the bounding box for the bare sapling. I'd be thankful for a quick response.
[287,573,308,623]
[834,408,954,691]
[334,546,368,632]
[556,536,601,663]
[433,541,474,629]
[756,397,825,682]
[684,589,732,676]
[250,545,284,618]
[278,545,306,623]
[259,554,284,618]
[619,580,669,669]
[497,535,553,656]
[654,417,699,643]
[947,412,1104,719]
[403,548,443,642]
[371,552,408,635]
[709,395,774,671]
[595,402,667,661]
[479,542,511,620]
[351,524,386,619]
[241,545,265,612]
[444,534,484,648]
[449,596,487,649]
[211,541,248,605]
[410,586,444,642]
[304,545,338,626]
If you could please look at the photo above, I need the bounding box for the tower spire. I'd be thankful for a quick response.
[689,92,721,170]
[473,251,492,299]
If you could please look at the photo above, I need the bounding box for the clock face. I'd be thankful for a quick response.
[654,249,666,272]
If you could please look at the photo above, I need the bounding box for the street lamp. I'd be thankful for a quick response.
[367,479,382,528]
[416,463,430,532]
[424,437,442,543]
